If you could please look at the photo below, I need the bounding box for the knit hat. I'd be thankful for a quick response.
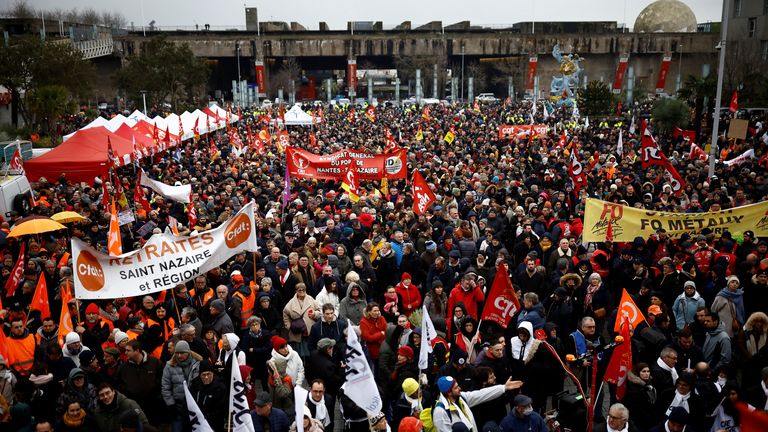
[368,412,386,428]
[425,240,437,251]
[79,350,96,365]
[174,340,191,354]
[397,345,414,359]
[254,391,271,407]
[399,417,424,432]
[402,377,419,396]
[85,303,100,314]
[513,394,533,406]
[114,332,129,345]
[210,298,225,311]
[451,348,468,365]
[683,280,696,289]
[65,332,81,345]
[401,272,412,282]
[276,259,289,270]
[103,347,120,357]
[271,335,288,350]
[239,364,253,380]
[199,360,215,374]
[668,406,689,424]
[437,376,456,393]
[231,273,244,284]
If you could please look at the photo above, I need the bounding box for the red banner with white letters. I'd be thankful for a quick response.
[655,55,672,94]
[526,56,538,92]
[480,262,521,328]
[254,60,266,97]
[286,147,407,181]
[499,124,547,139]
[412,171,436,215]
[612,54,630,94]
[347,59,357,96]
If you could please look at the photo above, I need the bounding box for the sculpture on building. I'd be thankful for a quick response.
[550,44,583,108]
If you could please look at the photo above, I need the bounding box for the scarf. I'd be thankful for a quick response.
[308,395,330,427]
[656,357,679,384]
[717,288,746,323]
[509,336,534,362]
[748,331,767,356]
[585,283,600,309]
[437,393,474,432]
[607,423,629,432]
[665,390,690,416]
[63,408,86,427]
[29,373,54,386]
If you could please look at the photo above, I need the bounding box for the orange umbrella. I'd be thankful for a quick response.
[7,218,67,238]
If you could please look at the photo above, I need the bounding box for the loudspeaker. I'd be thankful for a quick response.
[556,391,587,431]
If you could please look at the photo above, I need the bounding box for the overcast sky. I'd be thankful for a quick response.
[24,0,722,30]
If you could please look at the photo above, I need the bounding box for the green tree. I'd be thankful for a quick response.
[0,36,95,129]
[677,74,716,136]
[577,80,613,116]
[115,37,210,112]
[652,98,690,134]
[26,85,77,135]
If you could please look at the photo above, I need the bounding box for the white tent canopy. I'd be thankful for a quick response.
[62,116,110,141]
[274,105,316,126]
[209,103,239,123]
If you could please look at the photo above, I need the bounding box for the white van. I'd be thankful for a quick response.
[0,140,33,217]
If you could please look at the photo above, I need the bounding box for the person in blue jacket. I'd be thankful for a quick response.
[499,394,548,432]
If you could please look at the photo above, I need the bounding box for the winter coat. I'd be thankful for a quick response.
[239,328,274,369]
[671,291,705,329]
[446,284,485,322]
[622,371,657,431]
[395,281,422,316]
[339,283,367,325]
[516,303,546,330]
[423,290,448,318]
[307,318,347,352]
[711,288,746,338]
[271,345,305,388]
[161,351,202,406]
[289,418,325,432]
[432,385,507,432]
[189,375,227,432]
[703,321,732,370]
[314,288,340,316]
[499,410,548,432]
[359,313,388,359]
[56,368,97,416]
[115,351,163,403]
[282,294,320,343]
[305,349,344,393]
[93,391,150,432]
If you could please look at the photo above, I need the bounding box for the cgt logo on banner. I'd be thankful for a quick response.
[498,124,547,140]
[72,202,258,300]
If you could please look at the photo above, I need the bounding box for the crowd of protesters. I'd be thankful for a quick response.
[1,95,768,432]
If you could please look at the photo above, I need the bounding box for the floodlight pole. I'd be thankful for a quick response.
[709,0,730,177]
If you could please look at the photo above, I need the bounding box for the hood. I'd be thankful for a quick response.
[518,320,534,337]
[346,282,365,299]
[745,312,768,332]
[709,321,727,335]
[528,302,545,315]
[223,332,240,349]
[627,370,647,386]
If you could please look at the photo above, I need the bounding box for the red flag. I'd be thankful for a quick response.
[422,106,431,121]
[178,117,185,143]
[106,136,117,168]
[58,281,74,346]
[193,118,200,139]
[108,199,122,256]
[30,273,50,319]
[276,130,290,153]
[10,146,24,175]
[672,127,697,142]
[604,316,632,400]
[4,243,25,297]
[480,262,521,328]
[568,150,588,194]
[134,180,151,212]
[309,132,317,148]
[558,131,567,148]
[384,128,398,153]
[730,91,738,113]
[690,143,708,161]
[188,193,198,228]
[259,128,272,145]
[152,122,159,144]
[341,165,360,202]
[365,106,376,122]
[737,402,768,431]
[164,126,171,147]
[412,171,436,215]
[605,218,614,242]
[614,289,647,332]
[347,109,355,123]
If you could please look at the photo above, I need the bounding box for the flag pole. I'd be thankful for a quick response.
[170,286,182,324]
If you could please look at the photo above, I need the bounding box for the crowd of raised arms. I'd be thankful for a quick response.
[1,97,768,432]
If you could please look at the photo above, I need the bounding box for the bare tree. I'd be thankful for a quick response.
[7,0,36,18]
[79,7,100,25]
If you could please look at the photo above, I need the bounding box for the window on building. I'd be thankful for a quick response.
[762,41,768,61]
[749,18,757,37]
[735,0,743,17]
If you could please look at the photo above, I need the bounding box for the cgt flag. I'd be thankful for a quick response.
[613,289,647,333]
[418,304,438,371]
[412,171,436,215]
[604,316,632,400]
[30,273,50,319]
[341,166,361,203]
[730,91,739,113]
[108,199,122,256]
[5,243,25,297]
[341,319,383,416]
[58,281,75,346]
[480,262,520,328]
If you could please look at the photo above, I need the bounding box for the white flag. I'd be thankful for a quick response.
[542,102,549,120]
[531,99,537,117]
[229,355,256,432]
[294,385,309,432]
[418,305,438,371]
[723,149,756,167]
[584,116,589,128]
[341,319,383,416]
[184,381,214,432]
[629,116,636,135]
[617,129,624,157]
[139,169,192,203]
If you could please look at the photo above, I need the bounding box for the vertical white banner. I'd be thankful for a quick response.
[184,381,214,432]
[294,385,309,432]
[341,320,383,416]
[229,355,255,432]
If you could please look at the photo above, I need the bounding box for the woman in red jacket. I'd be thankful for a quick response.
[395,273,422,317]
[360,303,388,363]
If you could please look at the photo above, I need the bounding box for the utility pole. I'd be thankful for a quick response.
[709,0,730,177]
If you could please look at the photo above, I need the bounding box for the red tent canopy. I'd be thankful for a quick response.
[115,123,153,147]
[25,127,134,184]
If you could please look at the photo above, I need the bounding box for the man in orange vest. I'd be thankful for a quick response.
[7,318,40,377]
[230,270,255,330]
[77,303,113,361]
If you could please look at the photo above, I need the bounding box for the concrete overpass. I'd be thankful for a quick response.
[115,24,719,99]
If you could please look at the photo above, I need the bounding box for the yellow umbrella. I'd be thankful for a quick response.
[7,218,67,238]
[51,211,87,224]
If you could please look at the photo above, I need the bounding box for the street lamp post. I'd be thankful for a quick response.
[236,42,241,108]
[709,0,730,177]
[677,44,683,92]
[140,90,147,115]
[461,45,465,102]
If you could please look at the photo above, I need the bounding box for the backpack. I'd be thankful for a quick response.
[421,401,452,432]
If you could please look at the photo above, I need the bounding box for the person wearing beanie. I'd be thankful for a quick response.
[189,360,227,430]
[161,339,202,430]
[649,406,689,432]
[432,375,523,432]
[209,295,236,336]
[399,416,424,432]
[292,404,325,432]
[387,345,418,407]
[392,377,425,429]
[57,367,98,417]
[77,302,112,362]
[672,280,706,330]
[62,331,92,368]
[270,334,306,388]
[395,272,422,317]
[656,372,702,425]
[711,275,745,338]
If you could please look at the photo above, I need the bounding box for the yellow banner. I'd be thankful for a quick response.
[583,198,768,242]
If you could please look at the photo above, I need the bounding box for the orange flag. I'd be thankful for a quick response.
[604,316,632,400]
[58,281,75,346]
[0,323,8,362]
[30,273,51,319]
[108,199,122,256]
[613,288,647,333]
